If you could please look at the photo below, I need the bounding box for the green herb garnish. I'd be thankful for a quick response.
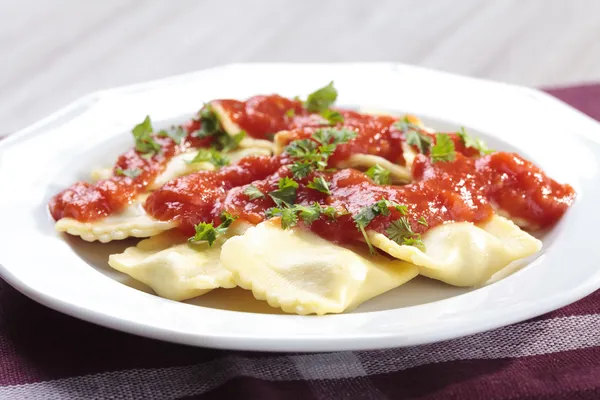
[285,108,296,118]
[194,104,245,151]
[157,126,187,145]
[353,199,408,254]
[365,164,391,185]
[320,109,344,125]
[307,176,331,195]
[395,117,432,154]
[430,133,456,163]
[187,148,229,167]
[386,217,425,251]
[132,116,161,155]
[243,185,265,200]
[265,202,345,230]
[285,127,356,179]
[115,167,142,179]
[305,81,338,113]
[418,216,428,226]
[268,177,299,207]
[457,127,493,155]
[188,212,238,246]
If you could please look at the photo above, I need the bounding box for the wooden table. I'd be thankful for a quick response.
[2,0,599,134]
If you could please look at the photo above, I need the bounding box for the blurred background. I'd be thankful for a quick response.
[2,0,600,134]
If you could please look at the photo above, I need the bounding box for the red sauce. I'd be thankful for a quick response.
[276,110,405,165]
[214,95,309,139]
[144,155,288,234]
[48,120,211,222]
[143,150,574,248]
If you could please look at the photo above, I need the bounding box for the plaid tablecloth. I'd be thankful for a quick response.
[1,83,599,400]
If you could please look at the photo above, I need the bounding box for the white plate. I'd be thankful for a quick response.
[1,63,599,352]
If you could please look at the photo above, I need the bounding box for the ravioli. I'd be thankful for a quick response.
[55,194,177,243]
[108,233,228,301]
[367,215,542,287]
[219,220,419,315]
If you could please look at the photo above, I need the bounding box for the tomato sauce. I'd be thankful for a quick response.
[213,95,310,139]
[142,148,574,248]
[144,155,288,234]
[275,110,405,166]
[48,120,211,222]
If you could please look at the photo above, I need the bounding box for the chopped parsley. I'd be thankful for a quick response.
[157,126,187,144]
[285,127,357,179]
[115,167,141,179]
[243,184,265,200]
[365,164,391,185]
[430,133,456,163]
[194,104,245,151]
[188,212,238,247]
[386,217,425,251]
[285,108,296,118]
[304,81,338,113]
[217,131,246,152]
[320,109,344,125]
[418,216,428,226]
[457,127,493,155]
[395,117,431,154]
[132,116,161,155]
[307,176,331,195]
[268,177,299,207]
[265,206,299,229]
[266,202,345,230]
[187,148,229,167]
[353,199,408,254]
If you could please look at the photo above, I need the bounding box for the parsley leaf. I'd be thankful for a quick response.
[307,176,331,195]
[187,148,230,167]
[405,130,432,154]
[320,109,344,125]
[132,116,161,155]
[313,127,357,146]
[285,128,356,179]
[243,185,265,200]
[157,126,187,144]
[386,217,425,251]
[268,177,299,207]
[195,104,245,151]
[353,198,408,254]
[365,164,391,185]
[217,131,246,152]
[265,202,345,229]
[115,167,142,179]
[265,206,299,229]
[188,212,238,246]
[395,117,432,154]
[305,81,338,113]
[294,203,322,225]
[457,127,493,155]
[431,133,456,163]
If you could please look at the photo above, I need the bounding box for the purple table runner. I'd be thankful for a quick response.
[0,83,599,400]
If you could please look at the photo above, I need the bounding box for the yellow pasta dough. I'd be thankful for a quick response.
[219,220,419,315]
[367,215,542,287]
[107,231,233,301]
